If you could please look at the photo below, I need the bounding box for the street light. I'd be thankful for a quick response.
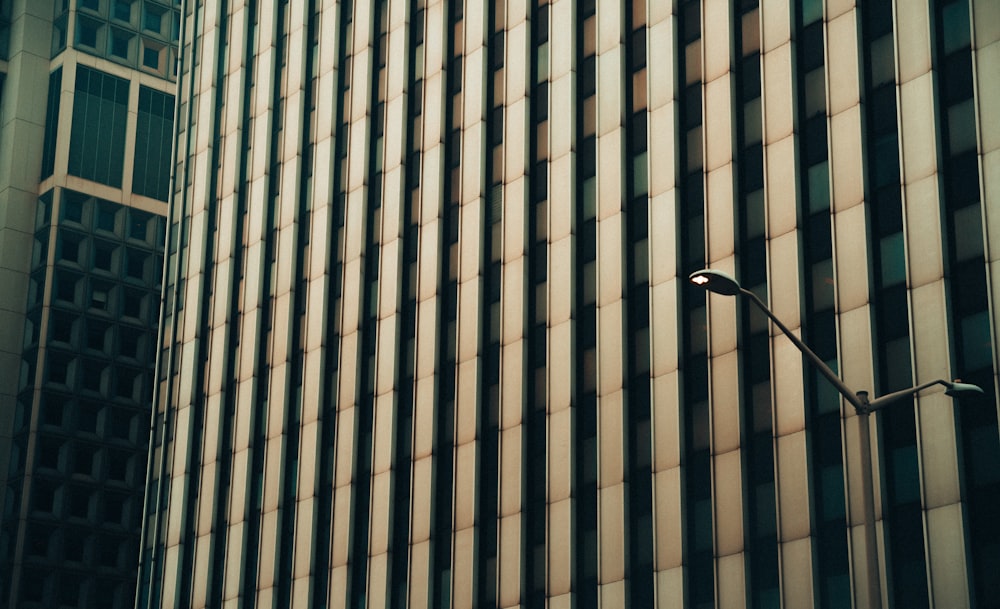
[689,268,982,609]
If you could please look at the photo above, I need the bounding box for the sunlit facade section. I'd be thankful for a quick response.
[140,1,999,608]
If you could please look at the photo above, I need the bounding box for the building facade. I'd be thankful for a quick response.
[0,1,179,607]
[138,0,1000,608]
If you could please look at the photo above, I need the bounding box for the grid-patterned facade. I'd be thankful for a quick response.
[140,1,1000,608]
[0,1,176,608]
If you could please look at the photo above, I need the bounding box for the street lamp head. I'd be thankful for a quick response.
[689,269,743,296]
[944,380,985,398]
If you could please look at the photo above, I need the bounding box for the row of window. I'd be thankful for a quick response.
[42,65,174,202]
[67,0,180,78]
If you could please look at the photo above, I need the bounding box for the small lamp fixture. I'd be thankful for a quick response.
[688,269,742,296]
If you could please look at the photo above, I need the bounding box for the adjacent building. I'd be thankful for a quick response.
[0,1,179,607]
[138,1,999,608]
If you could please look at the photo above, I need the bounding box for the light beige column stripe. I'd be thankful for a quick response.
[497,4,528,609]
[701,0,746,605]
[367,0,410,605]
[545,1,574,607]
[408,1,446,607]
[256,1,312,605]
[823,4,891,609]
[593,0,626,606]
[896,2,970,607]
[329,0,376,606]
[188,0,230,604]
[290,0,344,605]
[758,0,813,606]
[452,0,488,606]
[161,1,223,605]
[646,1,685,605]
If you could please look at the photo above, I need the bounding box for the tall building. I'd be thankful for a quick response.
[138,0,999,608]
[0,1,179,607]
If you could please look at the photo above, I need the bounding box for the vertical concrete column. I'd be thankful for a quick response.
[407,1,447,607]
[646,4,685,608]
[593,0,626,605]
[759,0,813,605]
[451,0,488,605]
[545,1,574,607]
[327,0,376,606]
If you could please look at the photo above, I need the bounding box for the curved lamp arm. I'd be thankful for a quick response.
[866,379,984,412]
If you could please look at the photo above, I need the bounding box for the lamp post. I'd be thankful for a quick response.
[688,268,982,609]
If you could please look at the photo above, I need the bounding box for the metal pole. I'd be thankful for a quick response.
[856,394,882,609]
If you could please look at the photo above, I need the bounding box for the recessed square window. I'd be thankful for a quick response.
[109,28,132,59]
[91,285,110,310]
[113,0,133,21]
[68,486,91,519]
[109,408,132,440]
[122,288,143,319]
[73,444,96,476]
[96,202,118,232]
[143,4,165,34]
[62,193,85,223]
[59,232,83,264]
[93,242,115,271]
[117,368,138,400]
[143,44,161,69]
[42,396,67,427]
[77,401,101,433]
[38,436,63,469]
[33,481,57,513]
[52,14,69,57]
[104,493,126,523]
[76,16,101,48]
[55,272,79,303]
[86,321,108,351]
[126,249,146,280]
[129,211,150,240]
[64,530,86,562]
[82,361,104,392]
[47,352,72,385]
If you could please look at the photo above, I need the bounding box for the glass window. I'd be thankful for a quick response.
[870,35,895,87]
[113,0,133,21]
[86,320,108,351]
[879,232,906,286]
[76,15,101,48]
[801,0,823,25]
[96,201,118,232]
[961,311,992,371]
[41,69,63,178]
[947,99,977,155]
[133,86,174,200]
[807,161,830,213]
[941,0,971,55]
[93,241,115,271]
[742,10,759,57]
[123,288,144,318]
[109,28,132,60]
[90,282,111,311]
[883,336,913,392]
[953,204,984,262]
[50,13,68,56]
[68,66,129,188]
[143,42,162,69]
[59,231,83,264]
[144,4,165,34]
[56,271,80,303]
